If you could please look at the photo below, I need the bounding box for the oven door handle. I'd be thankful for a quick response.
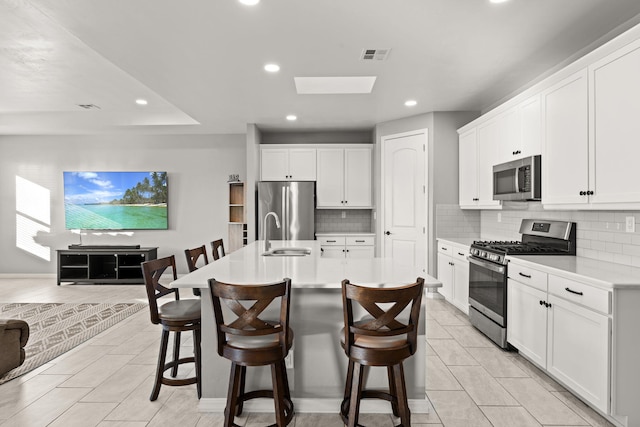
[468,256,506,274]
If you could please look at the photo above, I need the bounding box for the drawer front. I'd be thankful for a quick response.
[508,263,548,292]
[548,275,611,315]
[452,247,469,262]
[318,236,346,246]
[345,236,374,246]
[438,243,452,255]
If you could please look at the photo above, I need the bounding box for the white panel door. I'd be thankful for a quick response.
[476,120,501,207]
[261,148,289,181]
[542,70,589,206]
[506,280,547,368]
[382,131,426,272]
[459,129,478,208]
[316,148,344,207]
[436,254,453,301]
[590,38,640,204]
[547,295,610,413]
[288,149,316,181]
[344,148,372,208]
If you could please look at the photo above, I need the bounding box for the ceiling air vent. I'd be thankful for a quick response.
[361,48,391,61]
[77,104,101,110]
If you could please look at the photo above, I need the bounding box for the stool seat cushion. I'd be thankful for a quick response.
[340,327,408,349]
[227,328,294,350]
[159,299,201,322]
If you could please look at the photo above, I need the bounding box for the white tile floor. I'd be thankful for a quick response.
[0,278,615,426]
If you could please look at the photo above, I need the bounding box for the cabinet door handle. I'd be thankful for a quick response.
[587,190,594,195]
[519,272,532,278]
[565,287,584,296]
[579,191,586,196]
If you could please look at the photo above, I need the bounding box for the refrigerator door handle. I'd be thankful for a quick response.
[285,187,290,240]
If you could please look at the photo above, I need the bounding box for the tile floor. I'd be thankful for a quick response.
[0,278,615,427]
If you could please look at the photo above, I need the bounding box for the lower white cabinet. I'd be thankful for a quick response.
[507,260,610,414]
[436,241,469,314]
[318,235,374,259]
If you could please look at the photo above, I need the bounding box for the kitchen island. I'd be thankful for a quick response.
[171,240,440,414]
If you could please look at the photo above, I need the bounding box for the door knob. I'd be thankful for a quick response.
[385,231,391,235]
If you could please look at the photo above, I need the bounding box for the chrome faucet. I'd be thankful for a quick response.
[263,211,281,252]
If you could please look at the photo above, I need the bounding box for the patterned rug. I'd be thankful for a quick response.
[0,302,147,385]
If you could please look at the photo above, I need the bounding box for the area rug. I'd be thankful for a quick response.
[0,302,147,385]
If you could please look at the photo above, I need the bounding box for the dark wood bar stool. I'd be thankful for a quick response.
[340,278,424,427]
[185,245,210,296]
[208,278,294,427]
[211,238,226,260]
[142,255,202,401]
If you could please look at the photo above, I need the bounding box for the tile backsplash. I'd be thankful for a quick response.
[480,203,640,268]
[315,209,373,233]
[436,203,640,268]
[435,204,481,239]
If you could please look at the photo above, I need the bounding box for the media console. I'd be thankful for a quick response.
[57,247,158,285]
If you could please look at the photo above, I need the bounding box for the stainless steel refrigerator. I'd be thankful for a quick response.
[258,181,315,241]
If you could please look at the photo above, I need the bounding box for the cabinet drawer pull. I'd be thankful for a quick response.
[565,287,584,296]
[458,252,465,256]
[519,272,532,278]
[355,240,365,243]
[441,247,447,251]
[327,240,336,243]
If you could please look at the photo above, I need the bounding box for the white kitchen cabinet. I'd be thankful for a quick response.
[458,128,501,209]
[494,107,521,164]
[261,147,316,181]
[547,293,610,413]
[506,263,548,368]
[318,234,374,259]
[507,259,610,414]
[436,241,469,314]
[542,69,590,207]
[588,37,640,205]
[519,95,542,158]
[316,147,372,208]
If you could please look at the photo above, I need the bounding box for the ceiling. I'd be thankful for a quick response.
[2,0,640,135]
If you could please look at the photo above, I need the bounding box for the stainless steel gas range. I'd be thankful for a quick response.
[468,219,576,348]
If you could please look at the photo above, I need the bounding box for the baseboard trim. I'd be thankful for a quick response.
[198,397,430,414]
[0,273,56,279]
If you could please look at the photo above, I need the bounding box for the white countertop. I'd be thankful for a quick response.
[172,240,440,290]
[315,232,375,237]
[507,255,640,290]
[436,237,477,248]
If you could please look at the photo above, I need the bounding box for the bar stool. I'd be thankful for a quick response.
[185,245,210,296]
[142,255,202,401]
[208,278,294,427]
[340,278,424,427]
[211,238,226,261]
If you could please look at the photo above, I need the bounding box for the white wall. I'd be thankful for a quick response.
[0,134,245,275]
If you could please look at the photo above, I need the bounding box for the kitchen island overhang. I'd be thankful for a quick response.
[171,240,441,414]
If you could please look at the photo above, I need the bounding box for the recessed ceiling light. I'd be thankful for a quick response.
[286,115,297,121]
[405,100,417,107]
[135,99,148,105]
[264,63,280,73]
[239,0,260,5]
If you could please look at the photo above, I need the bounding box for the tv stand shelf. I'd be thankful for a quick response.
[57,247,158,285]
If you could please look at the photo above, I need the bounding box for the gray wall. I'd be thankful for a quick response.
[0,134,245,275]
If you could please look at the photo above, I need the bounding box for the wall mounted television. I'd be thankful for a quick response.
[63,171,168,230]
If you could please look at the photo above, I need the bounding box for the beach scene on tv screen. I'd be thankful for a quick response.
[64,172,168,230]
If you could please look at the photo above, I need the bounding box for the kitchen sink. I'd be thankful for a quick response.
[262,247,312,257]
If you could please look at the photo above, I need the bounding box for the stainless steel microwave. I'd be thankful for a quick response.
[492,155,541,201]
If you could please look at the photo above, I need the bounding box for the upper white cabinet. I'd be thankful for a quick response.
[541,69,590,206]
[316,147,372,208]
[458,128,501,209]
[588,38,640,205]
[519,95,542,159]
[261,147,316,181]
